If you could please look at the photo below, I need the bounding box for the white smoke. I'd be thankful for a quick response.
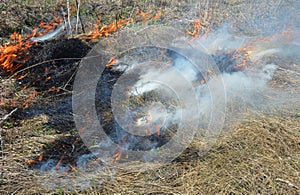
[39,1,300,192]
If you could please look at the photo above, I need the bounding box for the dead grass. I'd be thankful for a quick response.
[89,115,299,194]
[1,111,299,194]
[0,0,300,194]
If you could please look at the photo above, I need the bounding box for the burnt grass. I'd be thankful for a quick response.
[1,0,300,194]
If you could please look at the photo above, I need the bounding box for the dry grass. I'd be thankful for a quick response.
[1,0,300,194]
[1,111,299,194]
[75,115,300,194]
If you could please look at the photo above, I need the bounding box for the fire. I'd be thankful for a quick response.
[113,150,122,162]
[33,17,62,38]
[112,134,129,162]
[85,18,133,40]
[136,8,162,23]
[1,9,163,74]
[153,9,162,20]
[232,47,254,70]
[0,17,63,74]
[153,125,161,137]
[27,151,44,165]
[38,153,43,162]
[22,90,39,108]
[27,159,36,164]
[106,57,118,68]
[138,11,152,19]
[0,32,33,73]
[186,21,210,39]
[187,21,201,38]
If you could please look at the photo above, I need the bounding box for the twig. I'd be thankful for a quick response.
[0,108,18,125]
[67,0,72,35]
[75,0,80,34]
[275,178,300,189]
[8,57,83,79]
[60,6,67,27]
[60,6,68,31]
[62,63,79,90]
[75,0,85,34]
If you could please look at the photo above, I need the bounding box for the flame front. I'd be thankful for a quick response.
[0,33,33,73]
[85,19,133,40]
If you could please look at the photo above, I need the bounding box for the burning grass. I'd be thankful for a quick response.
[1,0,300,194]
[0,33,33,74]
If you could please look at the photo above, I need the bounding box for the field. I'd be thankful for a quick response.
[0,0,299,194]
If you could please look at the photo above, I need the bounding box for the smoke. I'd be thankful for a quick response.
[107,0,300,160]
[110,6,300,149]
[39,0,300,191]
[35,153,113,191]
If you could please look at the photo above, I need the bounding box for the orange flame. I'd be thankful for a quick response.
[186,21,210,39]
[187,21,201,38]
[112,134,129,162]
[137,9,161,23]
[27,159,36,164]
[0,17,63,74]
[0,33,32,73]
[22,90,39,108]
[231,46,254,70]
[35,17,62,38]
[152,9,162,20]
[86,19,133,40]
[153,125,161,137]
[113,151,122,162]
[38,154,43,162]
[138,11,152,18]
[106,57,118,68]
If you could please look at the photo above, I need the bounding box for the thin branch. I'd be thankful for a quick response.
[62,63,79,90]
[75,0,80,34]
[75,0,85,33]
[60,6,68,30]
[275,178,300,189]
[0,108,18,125]
[8,57,83,79]
[67,0,72,35]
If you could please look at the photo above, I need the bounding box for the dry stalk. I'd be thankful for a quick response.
[275,178,300,190]
[75,0,80,34]
[67,0,72,35]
